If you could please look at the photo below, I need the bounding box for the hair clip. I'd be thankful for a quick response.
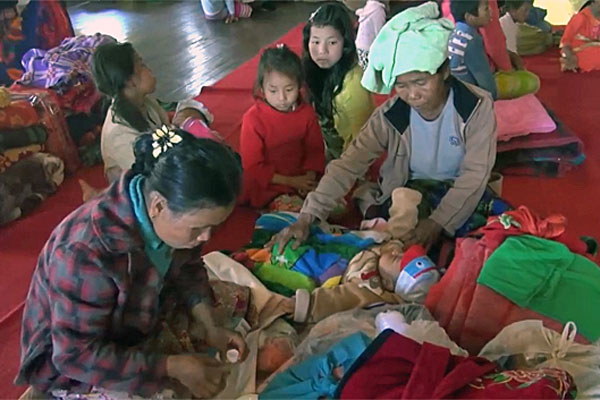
[309,6,322,22]
[151,124,182,159]
[276,43,285,49]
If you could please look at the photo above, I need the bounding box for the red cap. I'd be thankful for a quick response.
[400,245,427,271]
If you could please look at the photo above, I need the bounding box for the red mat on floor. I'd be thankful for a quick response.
[1,23,599,397]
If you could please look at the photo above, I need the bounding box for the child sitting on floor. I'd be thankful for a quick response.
[355,0,388,70]
[239,44,325,210]
[499,0,533,68]
[93,42,216,182]
[561,0,600,72]
[303,3,375,160]
[200,0,252,23]
[449,0,539,100]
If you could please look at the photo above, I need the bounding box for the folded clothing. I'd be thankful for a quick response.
[495,94,556,142]
[0,125,46,152]
[495,107,584,177]
[478,235,600,341]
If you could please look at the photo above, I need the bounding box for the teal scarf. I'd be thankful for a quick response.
[129,174,173,277]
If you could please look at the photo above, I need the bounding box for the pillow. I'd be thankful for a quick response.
[494,94,556,142]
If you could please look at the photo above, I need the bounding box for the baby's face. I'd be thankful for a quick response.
[378,241,404,291]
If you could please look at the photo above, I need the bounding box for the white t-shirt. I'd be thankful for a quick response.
[499,13,518,53]
[409,90,465,181]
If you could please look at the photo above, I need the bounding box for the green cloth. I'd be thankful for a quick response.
[129,174,173,277]
[361,1,454,94]
[254,263,317,296]
[478,235,600,341]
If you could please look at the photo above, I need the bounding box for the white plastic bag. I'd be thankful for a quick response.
[479,320,600,398]
[375,310,468,356]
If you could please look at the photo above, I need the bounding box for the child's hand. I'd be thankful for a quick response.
[288,173,318,192]
[560,54,578,72]
[225,14,239,24]
[509,51,525,70]
[173,108,207,127]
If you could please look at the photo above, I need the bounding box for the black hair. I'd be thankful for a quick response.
[254,44,304,98]
[504,0,532,10]
[132,128,242,212]
[580,0,596,11]
[92,42,150,133]
[302,3,357,118]
[450,0,481,22]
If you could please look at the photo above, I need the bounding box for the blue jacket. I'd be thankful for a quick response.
[448,22,498,100]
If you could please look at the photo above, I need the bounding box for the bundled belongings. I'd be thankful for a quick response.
[495,107,585,177]
[0,152,64,225]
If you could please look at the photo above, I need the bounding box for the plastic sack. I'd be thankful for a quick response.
[294,303,432,363]
[479,320,600,398]
[375,310,468,356]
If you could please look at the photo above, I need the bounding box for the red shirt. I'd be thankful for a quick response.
[240,100,325,207]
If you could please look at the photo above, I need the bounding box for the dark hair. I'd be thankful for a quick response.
[450,0,481,22]
[302,3,357,118]
[254,44,304,98]
[580,0,595,11]
[92,42,150,132]
[132,128,242,212]
[504,0,532,10]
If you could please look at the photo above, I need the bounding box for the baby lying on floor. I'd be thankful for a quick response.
[279,187,442,324]
[290,240,440,323]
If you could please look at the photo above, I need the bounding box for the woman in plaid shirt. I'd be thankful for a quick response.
[16,127,247,398]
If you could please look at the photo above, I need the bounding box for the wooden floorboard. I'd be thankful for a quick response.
[68,0,321,100]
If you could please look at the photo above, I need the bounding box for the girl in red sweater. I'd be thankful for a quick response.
[240,44,326,209]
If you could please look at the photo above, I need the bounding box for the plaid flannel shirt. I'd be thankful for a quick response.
[15,172,214,396]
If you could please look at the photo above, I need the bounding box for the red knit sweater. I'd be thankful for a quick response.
[240,100,325,207]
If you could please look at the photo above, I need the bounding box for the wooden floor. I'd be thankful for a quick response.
[68,1,320,100]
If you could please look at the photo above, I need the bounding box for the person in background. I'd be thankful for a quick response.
[303,3,375,160]
[449,0,498,99]
[499,0,533,69]
[92,42,214,182]
[240,44,325,210]
[355,0,388,69]
[200,0,252,23]
[449,0,540,99]
[561,0,600,72]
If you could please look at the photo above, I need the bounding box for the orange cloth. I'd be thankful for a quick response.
[502,205,567,238]
[561,7,600,72]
